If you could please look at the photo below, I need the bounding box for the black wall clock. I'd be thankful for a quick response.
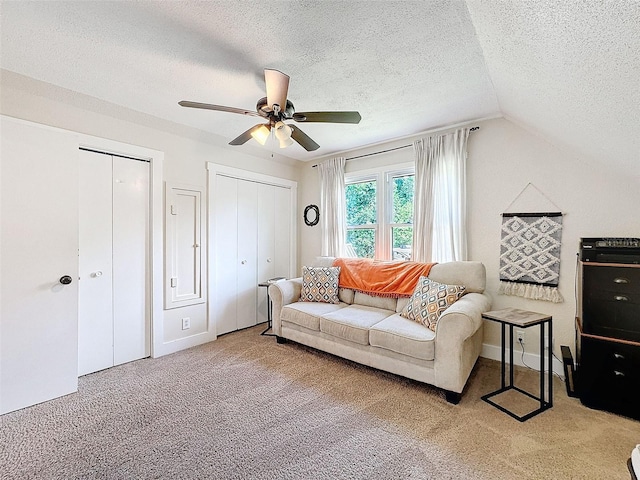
[304,204,319,226]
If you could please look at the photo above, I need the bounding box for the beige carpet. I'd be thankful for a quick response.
[1,325,637,479]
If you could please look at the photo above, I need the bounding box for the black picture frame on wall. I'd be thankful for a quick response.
[304,204,319,226]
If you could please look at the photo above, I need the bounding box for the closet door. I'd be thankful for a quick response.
[273,185,292,278]
[257,184,276,325]
[236,179,258,330]
[78,151,114,376]
[77,151,149,376]
[214,175,239,335]
[112,156,149,366]
[210,166,295,335]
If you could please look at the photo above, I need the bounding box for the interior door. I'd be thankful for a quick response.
[112,156,149,366]
[78,151,149,375]
[1,117,79,414]
[78,150,114,376]
[214,175,239,335]
[257,183,276,325]
[236,179,258,330]
[273,185,292,279]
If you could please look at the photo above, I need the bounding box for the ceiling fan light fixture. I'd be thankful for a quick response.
[250,124,271,145]
[278,136,293,149]
[274,121,293,148]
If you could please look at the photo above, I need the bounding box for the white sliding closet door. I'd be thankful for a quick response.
[214,175,239,336]
[113,156,150,366]
[236,179,258,330]
[256,184,291,324]
[78,150,149,376]
[78,151,114,375]
[257,184,275,325]
[212,168,294,335]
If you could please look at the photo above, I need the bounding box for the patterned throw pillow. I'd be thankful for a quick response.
[400,276,466,331]
[300,266,341,304]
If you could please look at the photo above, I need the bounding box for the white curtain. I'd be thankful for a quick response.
[412,128,469,263]
[318,157,347,257]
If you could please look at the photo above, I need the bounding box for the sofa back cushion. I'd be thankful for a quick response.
[339,288,355,304]
[428,261,485,293]
[312,256,336,268]
[353,291,397,311]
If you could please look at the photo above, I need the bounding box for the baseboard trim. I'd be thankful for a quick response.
[480,343,564,379]
[153,331,217,358]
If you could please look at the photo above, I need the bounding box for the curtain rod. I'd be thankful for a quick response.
[311,126,479,167]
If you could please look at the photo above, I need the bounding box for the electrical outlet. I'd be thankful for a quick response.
[516,329,525,345]
[182,317,191,330]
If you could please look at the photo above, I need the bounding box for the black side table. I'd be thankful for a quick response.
[258,280,278,336]
[481,307,553,422]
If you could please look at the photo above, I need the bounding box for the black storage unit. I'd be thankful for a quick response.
[577,238,640,420]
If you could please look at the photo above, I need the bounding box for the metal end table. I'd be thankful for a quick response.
[258,280,279,336]
[481,308,553,422]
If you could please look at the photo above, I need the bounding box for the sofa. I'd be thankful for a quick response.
[269,257,491,403]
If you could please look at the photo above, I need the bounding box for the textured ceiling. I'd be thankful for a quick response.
[0,1,638,174]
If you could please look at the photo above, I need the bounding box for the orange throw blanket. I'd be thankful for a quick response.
[333,258,436,297]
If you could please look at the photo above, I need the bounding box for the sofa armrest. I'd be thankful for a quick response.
[269,278,302,336]
[433,292,492,392]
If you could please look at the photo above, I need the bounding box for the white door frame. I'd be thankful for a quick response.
[77,135,166,358]
[207,162,298,338]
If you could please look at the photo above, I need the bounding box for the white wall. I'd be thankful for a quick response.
[0,70,302,357]
[298,117,640,362]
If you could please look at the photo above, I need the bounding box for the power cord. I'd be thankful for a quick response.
[518,337,563,380]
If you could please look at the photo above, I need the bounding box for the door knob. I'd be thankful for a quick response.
[241,260,247,265]
[59,275,73,285]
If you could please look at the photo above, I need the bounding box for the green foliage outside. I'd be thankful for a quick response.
[345,175,414,259]
[392,176,414,251]
[346,180,376,226]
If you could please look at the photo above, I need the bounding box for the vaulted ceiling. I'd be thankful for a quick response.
[1,1,638,176]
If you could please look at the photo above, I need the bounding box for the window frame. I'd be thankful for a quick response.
[345,162,414,260]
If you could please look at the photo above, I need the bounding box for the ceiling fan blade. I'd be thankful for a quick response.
[264,69,290,112]
[229,124,268,146]
[290,125,320,151]
[293,111,361,124]
[179,101,259,117]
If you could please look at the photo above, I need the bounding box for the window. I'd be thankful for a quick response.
[345,166,414,260]
[390,173,414,260]
[346,178,377,258]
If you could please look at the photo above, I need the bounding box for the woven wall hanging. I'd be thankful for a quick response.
[498,184,564,303]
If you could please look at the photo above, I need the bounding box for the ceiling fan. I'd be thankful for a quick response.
[179,69,361,151]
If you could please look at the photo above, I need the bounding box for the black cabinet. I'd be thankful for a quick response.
[578,262,640,420]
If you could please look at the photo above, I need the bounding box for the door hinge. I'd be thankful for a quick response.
[170,277,178,287]
[170,204,177,215]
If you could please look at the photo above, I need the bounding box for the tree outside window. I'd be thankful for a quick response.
[391,174,414,260]
[346,179,376,258]
[345,169,414,260]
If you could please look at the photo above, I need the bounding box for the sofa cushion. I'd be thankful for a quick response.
[369,314,436,361]
[400,277,466,332]
[396,296,410,313]
[300,266,341,303]
[282,302,346,331]
[339,288,355,304]
[429,261,485,293]
[353,291,397,311]
[320,305,393,345]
